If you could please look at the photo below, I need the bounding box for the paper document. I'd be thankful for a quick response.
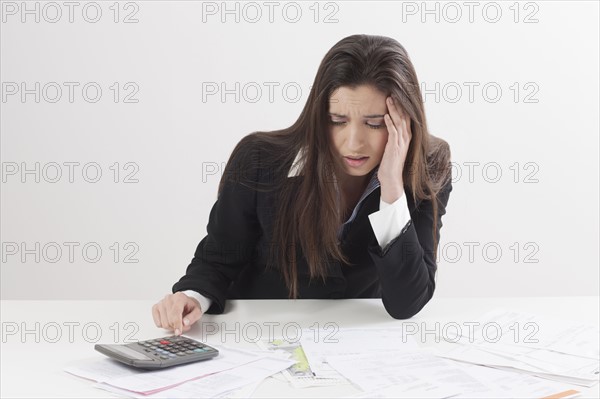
[299,327,418,379]
[257,338,349,387]
[437,309,600,387]
[65,345,272,395]
[326,349,475,398]
[450,362,582,399]
[446,309,599,360]
[93,356,294,398]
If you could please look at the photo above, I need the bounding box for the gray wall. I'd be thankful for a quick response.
[1,1,598,299]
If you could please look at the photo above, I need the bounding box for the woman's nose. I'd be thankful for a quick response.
[346,124,366,148]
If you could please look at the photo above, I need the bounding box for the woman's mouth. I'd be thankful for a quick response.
[344,156,369,167]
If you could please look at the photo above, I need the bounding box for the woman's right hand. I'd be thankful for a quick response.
[152,292,203,335]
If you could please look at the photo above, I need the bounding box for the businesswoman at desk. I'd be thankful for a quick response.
[153,34,453,335]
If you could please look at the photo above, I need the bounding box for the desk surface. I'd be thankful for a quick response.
[1,296,599,398]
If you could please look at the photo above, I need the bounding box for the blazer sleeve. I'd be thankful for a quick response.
[367,177,453,319]
[171,143,261,314]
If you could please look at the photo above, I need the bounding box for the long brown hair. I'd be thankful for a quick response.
[218,34,451,299]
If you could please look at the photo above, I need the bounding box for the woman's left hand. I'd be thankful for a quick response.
[377,96,412,204]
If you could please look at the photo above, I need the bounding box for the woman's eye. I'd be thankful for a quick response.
[330,120,384,129]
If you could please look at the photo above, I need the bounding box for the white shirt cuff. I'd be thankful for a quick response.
[181,290,212,314]
[368,190,411,249]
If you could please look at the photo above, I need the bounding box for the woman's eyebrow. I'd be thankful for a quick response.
[328,112,385,119]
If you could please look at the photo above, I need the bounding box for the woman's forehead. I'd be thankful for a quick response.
[329,86,386,114]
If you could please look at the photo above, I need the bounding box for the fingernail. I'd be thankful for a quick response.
[175,328,180,335]
[183,319,190,326]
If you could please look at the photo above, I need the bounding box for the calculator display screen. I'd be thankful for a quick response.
[107,345,152,360]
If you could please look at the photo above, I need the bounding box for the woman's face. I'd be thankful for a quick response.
[328,84,389,180]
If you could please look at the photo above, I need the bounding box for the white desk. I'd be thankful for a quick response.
[1,296,599,398]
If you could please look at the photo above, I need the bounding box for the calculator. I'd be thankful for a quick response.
[94,335,219,369]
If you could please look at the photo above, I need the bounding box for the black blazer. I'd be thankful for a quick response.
[173,142,452,319]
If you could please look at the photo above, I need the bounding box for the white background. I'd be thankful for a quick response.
[1,0,598,300]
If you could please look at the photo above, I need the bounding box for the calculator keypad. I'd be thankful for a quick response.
[136,336,213,360]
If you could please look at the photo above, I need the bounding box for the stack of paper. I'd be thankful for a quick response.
[65,310,598,398]
[257,327,420,389]
[323,347,583,398]
[65,345,294,398]
[326,349,476,398]
[299,327,419,380]
[281,319,596,398]
[437,309,600,387]
[257,338,350,388]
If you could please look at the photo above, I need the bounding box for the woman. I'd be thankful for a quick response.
[152,34,452,335]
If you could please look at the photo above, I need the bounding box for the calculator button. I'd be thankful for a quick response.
[193,348,205,353]
[160,356,169,360]
[185,350,194,354]
[160,340,171,345]
[176,352,186,356]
